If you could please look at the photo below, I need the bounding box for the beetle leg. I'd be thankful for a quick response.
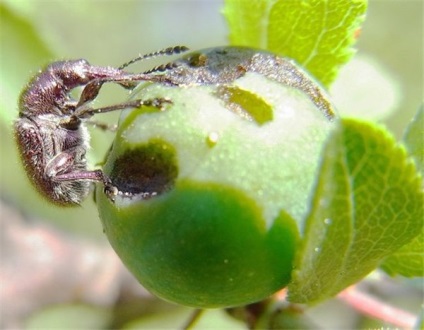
[85,120,118,131]
[76,80,104,108]
[74,98,172,118]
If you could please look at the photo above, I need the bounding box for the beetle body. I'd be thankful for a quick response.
[15,113,91,205]
[16,59,112,205]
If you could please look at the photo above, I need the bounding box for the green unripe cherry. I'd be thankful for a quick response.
[96,47,335,308]
[98,174,298,307]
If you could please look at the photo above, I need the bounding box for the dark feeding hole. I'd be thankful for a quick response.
[110,139,178,199]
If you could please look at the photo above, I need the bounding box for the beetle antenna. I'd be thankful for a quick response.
[143,62,180,74]
[118,46,189,70]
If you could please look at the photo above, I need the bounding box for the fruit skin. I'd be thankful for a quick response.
[95,51,335,307]
[97,179,298,308]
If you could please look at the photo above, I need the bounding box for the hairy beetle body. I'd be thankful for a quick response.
[15,47,188,205]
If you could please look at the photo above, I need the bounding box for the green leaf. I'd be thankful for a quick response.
[379,106,424,278]
[288,119,423,304]
[403,105,424,174]
[223,0,368,87]
[380,231,424,277]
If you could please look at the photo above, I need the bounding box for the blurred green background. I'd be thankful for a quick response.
[0,0,422,328]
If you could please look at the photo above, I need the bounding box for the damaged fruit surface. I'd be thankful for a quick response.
[96,47,336,308]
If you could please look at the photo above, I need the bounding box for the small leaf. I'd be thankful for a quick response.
[223,0,368,87]
[222,0,272,50]
[288,119,423,304]
[379,106,424,277]
[380,231,424,277]
[403,105,424,174]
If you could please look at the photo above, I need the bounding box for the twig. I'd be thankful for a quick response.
[182,309,205,330]
[338,285,417,329]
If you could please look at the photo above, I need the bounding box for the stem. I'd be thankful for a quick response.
[182,309,205,330]
[338,285,417,329]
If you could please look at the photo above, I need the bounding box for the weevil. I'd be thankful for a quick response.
[15,46,188,205]
[15,46,335,205]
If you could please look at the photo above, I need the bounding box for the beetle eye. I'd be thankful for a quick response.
[61,115,81,130]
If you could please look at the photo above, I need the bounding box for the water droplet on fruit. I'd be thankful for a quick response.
[206,131,219,147]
